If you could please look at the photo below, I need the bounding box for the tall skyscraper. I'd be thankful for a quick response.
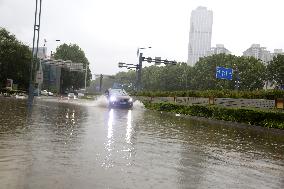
[188,7,213,66]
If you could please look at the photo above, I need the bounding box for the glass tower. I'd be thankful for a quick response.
[188,7,213,66]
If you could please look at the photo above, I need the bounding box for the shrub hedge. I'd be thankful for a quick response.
[143,102,284,129]
[132,89,284,99]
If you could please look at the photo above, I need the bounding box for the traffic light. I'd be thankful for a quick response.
[118,62,125,68]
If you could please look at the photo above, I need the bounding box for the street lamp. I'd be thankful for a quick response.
[137,47,151,57]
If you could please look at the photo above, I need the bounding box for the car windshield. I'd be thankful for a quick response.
[109,89,128,96]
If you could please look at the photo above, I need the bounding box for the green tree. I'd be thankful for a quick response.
[191,54,266,90]
[156,63,191,91]
[54,43,91,91]
[236,56,266,90]
[0,28,32,90]
[142,65,163,91]
[267,54,284,88]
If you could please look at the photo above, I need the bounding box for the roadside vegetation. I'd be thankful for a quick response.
[0,28,32,91]
[144,102,284,129]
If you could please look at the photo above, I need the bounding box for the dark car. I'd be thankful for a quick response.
[107,89,133,109]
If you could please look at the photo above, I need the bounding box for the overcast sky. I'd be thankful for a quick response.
[0,0,284,75]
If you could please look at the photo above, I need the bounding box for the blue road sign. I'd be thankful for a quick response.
[216,66,233,80]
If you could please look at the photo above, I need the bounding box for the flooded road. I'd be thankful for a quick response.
[0,97,283,189]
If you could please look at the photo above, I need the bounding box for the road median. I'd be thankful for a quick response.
[142,101,284,130]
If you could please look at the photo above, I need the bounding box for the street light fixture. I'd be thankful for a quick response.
[137,46,151,57]
[43,39,61,46]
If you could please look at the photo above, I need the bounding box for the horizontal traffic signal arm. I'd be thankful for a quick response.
[142,57,177,65]
[118,62,139,69]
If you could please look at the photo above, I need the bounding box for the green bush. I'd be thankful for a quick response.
[143,102,284,129]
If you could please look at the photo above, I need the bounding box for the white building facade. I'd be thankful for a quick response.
[208,44,231,55]
[243,44,284,64]
[243,44,271,63]
[187,7,213,66]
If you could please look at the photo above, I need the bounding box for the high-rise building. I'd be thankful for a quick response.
[187,6,213,66]
[243,44,272,63]
[208,44,231,55]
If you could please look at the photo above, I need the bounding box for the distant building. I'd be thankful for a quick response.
[41,60,62,93]
[30,47,47,59]
[188,6,213,66]
[272,49,284,57]
[208,44,231,55]
[41,59,84,93]
[243,44,272,63]
[243,44,284,63]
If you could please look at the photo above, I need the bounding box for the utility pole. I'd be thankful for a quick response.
[28,0,42,107]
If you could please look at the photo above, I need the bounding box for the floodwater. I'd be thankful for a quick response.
[0,96,283,189]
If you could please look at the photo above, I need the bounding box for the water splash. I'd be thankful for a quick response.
[37,95,145,110]
[133,100,145,110]
[85,95,108,108]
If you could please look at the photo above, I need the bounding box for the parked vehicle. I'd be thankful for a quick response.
[68,93,77,99]
[41,90,48,96]
[15,94,27,99]
[48,91,54,96]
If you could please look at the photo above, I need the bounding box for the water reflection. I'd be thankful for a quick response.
[107,109,114,140]
[126,110,132,144]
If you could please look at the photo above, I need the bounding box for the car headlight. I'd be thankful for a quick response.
[110,96,116,102]
[129,98,133,102]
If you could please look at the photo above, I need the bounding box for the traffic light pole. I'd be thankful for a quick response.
[137,53,143,91]
[118,55,177,92]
